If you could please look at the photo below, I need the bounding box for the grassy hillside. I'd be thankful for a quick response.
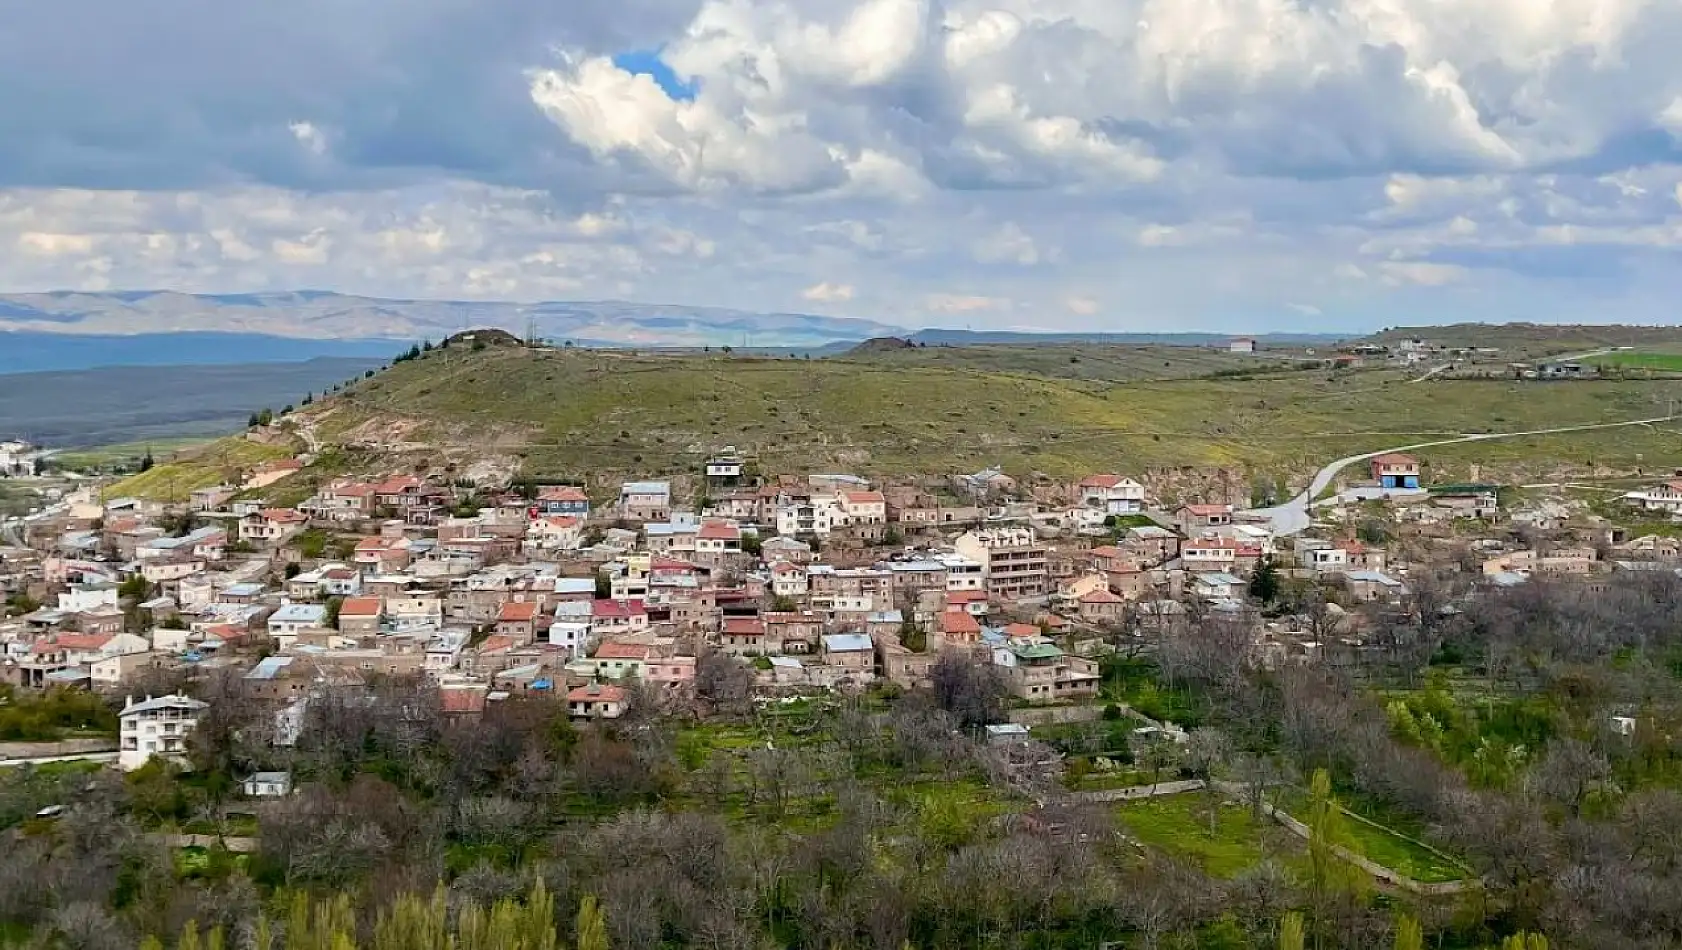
[1368,324,1682,360]
[282,343,1682,485]
[107,436,295,502]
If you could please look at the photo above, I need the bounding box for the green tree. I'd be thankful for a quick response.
[373,886,449,950]
[1501,934,1548,950]
[324,596,345,629]
[1249,557,1281,603]
[576,895,610,950]
[119,574,152,602]
[139,447,155,472]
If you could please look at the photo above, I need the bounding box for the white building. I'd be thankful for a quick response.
[776,496,843,538]
[119,693,208,771]
[1624,481,1682,515]
[1078,475,1148,515]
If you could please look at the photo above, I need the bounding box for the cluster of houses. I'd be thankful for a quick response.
[4,445,1682,775]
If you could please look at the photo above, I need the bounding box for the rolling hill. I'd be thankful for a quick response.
[104,335,1682,502]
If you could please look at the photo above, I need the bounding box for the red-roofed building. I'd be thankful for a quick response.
[1076,588,1126,623]
[310,481,377,521]
[1078,474,1147,514]
[721,616,767,655]
[944,589,989,617]
[695,520,743,557]
[374,476,425,509]
[537,486,591,517]
[568,683,626,719]
[839,490,887,525]
[496,600,542,642]
[1176,504,1233,530]
[337,596,384,634]
[1370,453,1422,489]
[591,598,649,637]
[939,608,981,644]
[240,507,308,543]
[440,682,489,716]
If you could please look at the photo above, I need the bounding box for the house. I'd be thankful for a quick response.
[240,508,308,543]
[495,600,541,642]
[1429,485,1500,519]
[568,683,626,719]
[939,607,982,645]
[991,642,1100,702]
[619,481,672,522]
[1345,569,1407,602]
[118,693,208,771]
[591,599,649,638]
[1370,454,1422,490]
[591,641,653,681]
[952,527,1049,600]
[373,476,427,511]
[1624,481,1682,515]
[190,485,237,512]
[336,596,384,634]
[1076,588,1126,623]
[1078,474,1147,515]
[268,603,328,639]
[761,536,814,565]
[721,616,769,655]
[1177,504,1233,530]
[695,520,743,558]
[1228,337,1256,354]
[821,633,875,673]
[776,496,843,538]
[308,481,376,521]
[536,486,591,517]
[1182,537,1242,573]
[241,771,294,798]
[838,491,887,525]
[704,453,745,482]
[1193,572,1246,600]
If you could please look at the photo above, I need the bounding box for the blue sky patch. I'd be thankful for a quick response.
[612,49,697,101]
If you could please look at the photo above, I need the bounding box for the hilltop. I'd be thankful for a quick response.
[95,336,1682,504]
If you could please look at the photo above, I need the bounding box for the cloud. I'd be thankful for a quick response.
[1064,296,1100,316]
[925,293,1011,313]
[802,281,855,302]
[1,0,1682,331]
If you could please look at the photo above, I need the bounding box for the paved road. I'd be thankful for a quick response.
[0,752,119,769]
[1248,415,1675,536]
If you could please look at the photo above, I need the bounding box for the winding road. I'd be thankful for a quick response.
[1248,415,1675,536]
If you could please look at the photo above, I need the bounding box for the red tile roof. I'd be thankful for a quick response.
[339,597,383,617]
[440,685,488,714]
[374,476,422,495]
[538,486,589,502]
[942,609,981,635]
[1078,588,1125,604]
[722,617,765,636]
[33,633,114,653]
[1079,474,1125,489]
[698,520,741,541]
[945,590,988,604]
[498,601,539,623]
[478,635,517,655]
[1371,453,1418,466]
[843,491,885,505]
[1180,504,1232,517]
[568,683,626,704]
[595,642,653,660]
[261,508,308,523]
[1003,622,1041,638]
[1087,546,1127,560]
[592,599,647,620]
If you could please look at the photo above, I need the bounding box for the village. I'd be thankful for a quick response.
[1,434,1672,778]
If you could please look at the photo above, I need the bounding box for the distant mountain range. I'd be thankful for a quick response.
[0,291,905,353]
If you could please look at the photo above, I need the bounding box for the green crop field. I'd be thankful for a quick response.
[1592,351,1682,373]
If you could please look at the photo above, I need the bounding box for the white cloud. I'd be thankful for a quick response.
[3,0,1682,331]
[802,281,854,302]
[925,293,1010,313]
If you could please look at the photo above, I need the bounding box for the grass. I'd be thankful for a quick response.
[1274,789,1471,884]
[107,436,295,501]
[269,341,1682,484]
[52,436,215,472]
[1118,793,1301,878]
[1592,351,1682,373]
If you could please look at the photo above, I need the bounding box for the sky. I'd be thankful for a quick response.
[4,0,1682,333]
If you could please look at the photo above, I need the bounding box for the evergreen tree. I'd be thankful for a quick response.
[1249,556,1281,603]
[139,447,155,472]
